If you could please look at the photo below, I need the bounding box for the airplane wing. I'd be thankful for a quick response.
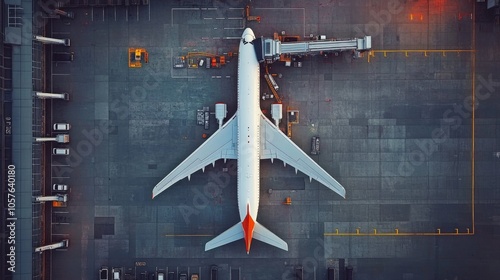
[205,222,244,251]
[152,113,238,198]
[259,114,346,198]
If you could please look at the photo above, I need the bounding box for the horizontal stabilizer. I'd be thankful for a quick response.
[205,221,288,252]
[205,222,243,251]
[253,222,288,251]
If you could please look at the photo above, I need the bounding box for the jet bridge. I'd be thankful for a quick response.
[35,239,69,254]
[254,36,372,63]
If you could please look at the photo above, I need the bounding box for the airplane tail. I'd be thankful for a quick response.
[253,222,288,251]
[205,221,288,252]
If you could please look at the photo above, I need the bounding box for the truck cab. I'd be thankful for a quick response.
[112,268,121,280]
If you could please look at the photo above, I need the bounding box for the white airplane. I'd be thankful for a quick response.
[153,28,345,254]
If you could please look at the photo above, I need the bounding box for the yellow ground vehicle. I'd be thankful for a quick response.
[128,48,148,68]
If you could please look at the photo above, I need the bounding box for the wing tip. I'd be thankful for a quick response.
[204,243,213,251]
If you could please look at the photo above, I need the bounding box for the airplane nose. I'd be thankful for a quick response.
[242,28,255,42]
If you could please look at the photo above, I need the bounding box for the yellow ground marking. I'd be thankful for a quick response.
[335,2,477,237]
[367,49,475,63]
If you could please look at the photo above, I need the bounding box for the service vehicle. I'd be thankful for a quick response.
[112,268,121,280]
[53,148,70,155]
[53,184,68,191]
[53,123,71,131]
[100,267,109,280]
[311,136,320,155]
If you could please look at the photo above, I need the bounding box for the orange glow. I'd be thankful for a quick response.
[409,13,424,21]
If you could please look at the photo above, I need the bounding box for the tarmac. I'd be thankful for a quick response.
[45,0,500,279]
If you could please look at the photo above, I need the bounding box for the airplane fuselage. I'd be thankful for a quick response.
[153,28,345,254]
[237,30,260,221]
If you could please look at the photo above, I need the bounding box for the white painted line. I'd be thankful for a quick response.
[255,7,306,37]
[223,37,241,40]
[216,17,225,20]
[172,8,201,26]
[212,37,221,39]
[204,17,213,20]
[228,8,244,10]
[224,27,244,30]
[227,17,244,20]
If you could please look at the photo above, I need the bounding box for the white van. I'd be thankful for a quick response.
[53,123,71,131]
[53,184,68,191]
[53,148,70,155]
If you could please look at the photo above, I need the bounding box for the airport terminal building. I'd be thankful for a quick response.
[1,0,45,279]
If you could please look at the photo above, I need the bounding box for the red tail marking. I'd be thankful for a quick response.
[241,204,255,254]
